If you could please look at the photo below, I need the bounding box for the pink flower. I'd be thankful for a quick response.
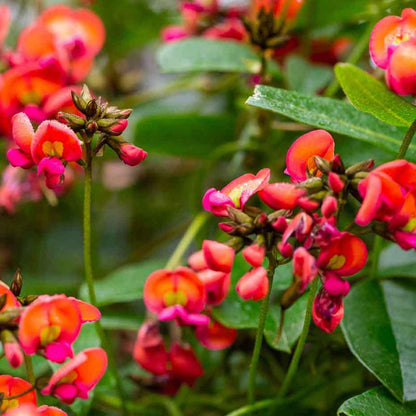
[118,144,147,166]
[41,348,107,404]
[202,240,235,273]
[312,288,344,333]
[242,244,265,267]
[203,168,270,216]
[236,267,269,301]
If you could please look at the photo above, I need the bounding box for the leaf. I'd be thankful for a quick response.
[335,63,416,127]
[342,280,416,402]
[378,244,416,279]
[338,387,416,416]
[134,114,237,158]
[79,259,165,306]
[285,55,332,95]
[246,85,416,161]
[157,38,260,73]
[212,255,305,352]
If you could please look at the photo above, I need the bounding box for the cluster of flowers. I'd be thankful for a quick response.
[135,129,416,393]
[0,274,107,414]
[370,8,416,95]
[4,85,146,204]
[162,0,351,65]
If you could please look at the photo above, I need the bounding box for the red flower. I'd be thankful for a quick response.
[195,319,237,350]
[312,288,344,333]
[259,182,305,210]
[242,244,265,268]
[236,266,269,301]
[292,247,317,293]
[202,240,235,273]
[0,376,37,414]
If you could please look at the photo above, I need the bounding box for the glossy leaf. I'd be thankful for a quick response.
[378,244,416,279]
[335,63,416,127]
[338,387,416,416]
[134,114,237,158]
[157,38,260,73]
[246,85,416,161]
[79,259,165,306]
[285,55,332,95]
[342,280,416,402]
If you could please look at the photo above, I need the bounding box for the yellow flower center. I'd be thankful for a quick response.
[327,254,346,270]
[164,290,187,307]
[40,325,61,346]
[59,370,78,385]
[403,217,416,232]
[1,399,19,412]
[42,141,64,158]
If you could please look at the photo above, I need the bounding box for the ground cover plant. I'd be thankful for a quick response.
[0,0,416,415]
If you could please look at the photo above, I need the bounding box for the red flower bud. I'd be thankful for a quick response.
[202,240,235,273]
[321,196,338,218]
[242,244,265,267]
[236,267,269,301]
[119,144,147,166]
[328,172,344,193]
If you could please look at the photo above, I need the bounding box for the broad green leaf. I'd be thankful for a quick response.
[338,387,416,416]
[246,85,416,161]
[285,55,332,95]
[378,244,416,279]
[134,114,237,159]
[157,38,260,73]
[101,310,142,331]
[342,280,416,402]
[213,255,305,352]
[335,63,416,127]
[79,259,165,306]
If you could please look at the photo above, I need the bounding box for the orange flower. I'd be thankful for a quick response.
[18,295,100,363]
[144,267,208,325]
[0,376,37,413]
[0,282,19,313]
[195,319,237,350]
[285,130,334,182]
[41,348,107,404]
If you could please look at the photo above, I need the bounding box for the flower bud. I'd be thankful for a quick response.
[277,241,293,258]
[328,172,344,193]
[1,330,23,368]
[236,267,269,301]
[271,216,288,233]
[330,154,345,174]
[321,196,338,218]
[80,84,93,102]
[226,206,253,224]
[188,250,207,271]
[71,91,87,113]
[202,240,235,273]
[313,156,331,175]
[57,112,86,130]
[119,144,147,166]
[10,268,23,297]
[345,159,375,176]
[242,244,265,267]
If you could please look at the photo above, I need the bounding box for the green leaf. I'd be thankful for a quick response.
[338,387,416,416]
[285,55,332,95]
[212,255,305,352]
[342,280,416,402]
[335,63,416,127]
[79,259,165,306]
[134,114,237,159]
[246,85,416,161]
[378,244,416,279]
[157,38,260,73]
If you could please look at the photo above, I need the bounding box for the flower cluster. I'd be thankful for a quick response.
[370,8,416,95]
[0,272,107,413]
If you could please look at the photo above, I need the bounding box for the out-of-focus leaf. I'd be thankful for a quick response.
[335,63,416,127]
[246,85,416,161]
[378,244,416,279]
[101,310,142,331]
[285,55,332,95]
[134,114,237,158]
[79,259,165,306]
[342,280,416,402]
[338,387,416,416]
[157,38,260,73]
[93,0,168,58]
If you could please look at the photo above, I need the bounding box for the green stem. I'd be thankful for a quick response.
[247,251,277,404]
[165,212,209,269]
[397,119,416,159]
[2,386,35,401]
[278,278,319,398]
[24,354,35,385]
[369,235,383,279]
[324,23,373,98]
[83,141,129,416]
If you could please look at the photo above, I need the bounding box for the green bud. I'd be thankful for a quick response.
[10,268,23,296]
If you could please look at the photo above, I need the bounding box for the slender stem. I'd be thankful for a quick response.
[2,386,36,401]
[165,212,209,269]
[324,23,373,98]
[83,141,129,416]
[278,278,319,398]
[247,250,277,404]
[369,235,383,279]
[24,354,35,385]
[397,119,416,159]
